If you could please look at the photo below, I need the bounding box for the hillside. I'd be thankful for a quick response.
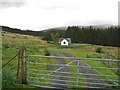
[2,31,50,88]
[2,31,50,68]
[3,32,48,47]
[2,31,49,67]
[1,26,43,36]
[42,24,116,31]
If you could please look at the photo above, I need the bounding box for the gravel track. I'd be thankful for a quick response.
[57,51,111,89]
[49,50,114,89]
[50,50,71,90]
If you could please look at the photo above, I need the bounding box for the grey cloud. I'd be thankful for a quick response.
[0,0,26,9]
[42,6,65,10]
[118,1,120,26]
[64,20,117,27]
[87,20,117,25]
[42,6,77,10]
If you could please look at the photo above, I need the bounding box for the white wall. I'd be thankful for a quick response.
[61,39,68,46]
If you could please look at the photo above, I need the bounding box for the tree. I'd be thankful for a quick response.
[51,33,60,45]
[42,32,52,43]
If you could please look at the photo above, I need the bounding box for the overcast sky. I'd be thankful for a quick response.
[0,0,119,31]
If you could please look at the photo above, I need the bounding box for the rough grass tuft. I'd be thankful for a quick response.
[44,48,50,56]
[95,47,103,53]
[2,68,16,88]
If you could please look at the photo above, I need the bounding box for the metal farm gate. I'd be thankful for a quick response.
[27,55,120,89]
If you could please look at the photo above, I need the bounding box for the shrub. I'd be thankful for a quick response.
[24,36,28,39]
[3,44,9,49]
[95,47,103,53]
[2,69,16,88]
[44,48,50,56]
[12,36,16,38]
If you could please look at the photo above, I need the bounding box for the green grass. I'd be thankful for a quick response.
[2,32,49,88]
[55,51,85,88]
[2,68,16,88]
[28,57,58,87]
[66,59,86,88]
[60,46,118,85]
[84,60,118,81]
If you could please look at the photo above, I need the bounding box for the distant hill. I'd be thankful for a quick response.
[1,26,43,36]
[42,26,68,32]
[42,24,116,31]
[1,24,116,35]
[79,24,116,29]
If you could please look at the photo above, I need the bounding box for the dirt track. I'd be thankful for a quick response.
[58,51,107,87]
[50,50,70,89]
[50,50,113,89]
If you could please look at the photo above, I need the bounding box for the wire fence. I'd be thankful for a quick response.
[2,48,27,84]
[2,54,18,68]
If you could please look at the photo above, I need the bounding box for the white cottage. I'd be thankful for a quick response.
[59,38,71,46]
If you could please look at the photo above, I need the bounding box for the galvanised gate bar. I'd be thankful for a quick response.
[27,55,120,89]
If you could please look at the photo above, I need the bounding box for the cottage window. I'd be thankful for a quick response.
[64,42,66,44]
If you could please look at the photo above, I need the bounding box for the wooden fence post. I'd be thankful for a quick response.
[16,49,21,79]
[22,48,27,84]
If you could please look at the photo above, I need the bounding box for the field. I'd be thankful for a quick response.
[2,32,49,88]
[2,31,119,89]
[58,45,119,83]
